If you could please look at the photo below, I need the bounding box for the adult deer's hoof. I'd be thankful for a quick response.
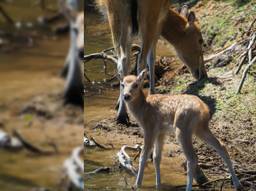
[195,168,208,185]
[116,114,129,125]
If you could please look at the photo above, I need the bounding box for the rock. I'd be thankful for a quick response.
[212,54,232,67]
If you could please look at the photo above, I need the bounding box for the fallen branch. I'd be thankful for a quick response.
[84,136,96,148]
[84,133,113,150]
[117,144,142,176]
[64,146,83,190]
[236,56,256,94]
[204,42,239,63]
[201,177,231,187]
[85,167,111,176]
[84,44,141,83]
[90,137,112,150]
[0,5,14,25]
[0,129,23,150]
[13,130,56,155]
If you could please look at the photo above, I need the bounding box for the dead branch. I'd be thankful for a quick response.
[0,5,14,25]
[85,167,111,175]
[243,17,256,37]
[204,42,239,63]
[237,52,256,93]
[63,146,83,190]
[84,44,141,82]
[64,159,83,189]
[71,146,83,171]
[90,137,112,150]
[117,144,142,176]
[0,129,23,150]
[13,130,56,155]
[84,135,112,150]
[84,136,96,148]
[84,52,118,64]
[201,177,231,187]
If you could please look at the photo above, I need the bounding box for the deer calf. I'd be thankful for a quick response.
[122,70,241,191]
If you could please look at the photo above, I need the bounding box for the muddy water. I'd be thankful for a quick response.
[85,12,189,190]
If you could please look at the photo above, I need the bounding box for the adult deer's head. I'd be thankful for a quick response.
[162,6,207,80]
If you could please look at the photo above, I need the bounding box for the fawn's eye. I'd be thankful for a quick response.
[132,83,138,89]
[199,38,203,44]
[120,82,125,88]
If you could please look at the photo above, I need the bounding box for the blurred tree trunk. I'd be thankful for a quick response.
[0,5,14,25]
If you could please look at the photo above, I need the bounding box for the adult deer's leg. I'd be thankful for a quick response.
[139,23,158,94]
[138,0,168,94]
[106,0,131,124]
[198,129,242,190]
[153,133,165,189]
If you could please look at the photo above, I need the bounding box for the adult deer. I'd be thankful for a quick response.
[97,1,207,124]
[122,70,241,191]
[59,0,84,106]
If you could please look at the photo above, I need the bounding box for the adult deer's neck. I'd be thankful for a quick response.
[161,9,187,44]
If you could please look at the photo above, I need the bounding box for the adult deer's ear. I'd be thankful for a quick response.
[187,11,196,24]
[137,69,147,84]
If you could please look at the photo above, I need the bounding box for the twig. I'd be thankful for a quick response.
[0,5,14,25]
[204,42,238,63]
[235,51,247,74]
[84,52,118,64]
[244,18,256,37]
[64,146,83,190]
[84,71,91,82]
[202,177,230,187]
[236,56,256,93]
[13,130,56,155]
[85,167,110,175]
[220,179,226,191]
[117,144,142,176]
[90,137,112,150]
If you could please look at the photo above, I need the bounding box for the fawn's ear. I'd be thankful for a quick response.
[137,69,147,84]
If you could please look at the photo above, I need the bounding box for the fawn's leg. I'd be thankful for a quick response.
[198,129,242,190]
[176,128,198,191]
[135,131,155,188]
[153,133,165,189]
